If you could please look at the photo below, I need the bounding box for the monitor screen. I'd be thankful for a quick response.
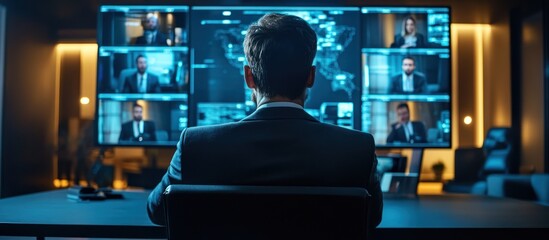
[189,6,361,128]
[379,150,424,196]
[96,5,190,147]
[360,6,451,148]
[95,5,451,149]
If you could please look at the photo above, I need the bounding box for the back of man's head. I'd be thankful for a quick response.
[243,13,317,100]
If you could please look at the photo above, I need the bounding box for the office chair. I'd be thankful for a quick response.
[163,184,371,240]
[443,127,515,194]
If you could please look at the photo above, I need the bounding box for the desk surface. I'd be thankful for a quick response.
[0,189,165,239]
[1,189,549,239]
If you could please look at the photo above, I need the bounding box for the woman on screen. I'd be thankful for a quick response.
[390,16,426,48]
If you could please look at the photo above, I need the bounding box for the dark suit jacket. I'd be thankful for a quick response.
[147,107,383,229]
[135,31,169,46]
[118,120,157,142]
[386,121,427,144]
[390,33,426,48]
[389,73,428,94]
[122,73,161,93]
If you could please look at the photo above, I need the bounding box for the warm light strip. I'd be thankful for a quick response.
[475,26,485,147]
[53,46,61,185]
[54,43,97,187]
[451,25,459,150]
[451,24,491,147]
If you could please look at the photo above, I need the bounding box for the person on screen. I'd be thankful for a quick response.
[135,13,168,46]
[121,55,161,93]
[388,56,428,94]
[387,102,427,144]
[147,13,383,229]
[390,16,426,48]
[119,103,157,143]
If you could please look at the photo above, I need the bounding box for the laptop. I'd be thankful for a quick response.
[377,150,424,198]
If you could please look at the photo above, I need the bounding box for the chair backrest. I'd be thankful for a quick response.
[482,127,512,156]
[478,127,514,179]
[163,184,371,240]
[454,147,485,182]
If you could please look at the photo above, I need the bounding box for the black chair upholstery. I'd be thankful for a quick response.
[442,147,485,193]
[443,127,516,194]
[478,127,516,178]
[163,184,371,240]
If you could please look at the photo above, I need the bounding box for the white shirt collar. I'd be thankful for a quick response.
[133,120,144,138]
[257,102,304,110]
[402,73,414,92]
[138,72,148,79]
[402,73,414,80]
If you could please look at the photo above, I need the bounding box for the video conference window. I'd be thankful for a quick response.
[97,48,189,94]
[190,6,361,127]
[362,101,450,147]
[97,99,188,146]
[362,52,450,97]
[361,7,450,49]
[99,6,189,46]
[97,5,190,147]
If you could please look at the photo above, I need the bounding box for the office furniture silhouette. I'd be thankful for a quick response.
[443,127,515,194]
[163,184,372,240]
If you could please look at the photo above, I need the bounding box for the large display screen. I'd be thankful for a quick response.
[96,5,189,146]
[361,7,451,148]
[96,5,451,148]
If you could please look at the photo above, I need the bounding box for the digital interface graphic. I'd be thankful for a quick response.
[190,7,361,127]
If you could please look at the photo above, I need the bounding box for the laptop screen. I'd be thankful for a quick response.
[378,150,424,196]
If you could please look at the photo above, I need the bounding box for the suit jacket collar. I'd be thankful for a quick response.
[241,107,319,123]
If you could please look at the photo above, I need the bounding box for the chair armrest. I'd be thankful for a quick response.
[531,174,549,205]
[486,174,537,200]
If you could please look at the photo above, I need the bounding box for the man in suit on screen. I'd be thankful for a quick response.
[121,55,161,93]
[119,103,157,143]
[389,56,428,94]
[146,13,383,230]
[134,13,169,46]
[386,102,427,144]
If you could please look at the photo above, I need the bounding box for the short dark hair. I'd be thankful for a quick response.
[402,56,415,64]
[396,102,409,111]
[136,54,146,63]
[133,103,143,110]
[243,13,317,99]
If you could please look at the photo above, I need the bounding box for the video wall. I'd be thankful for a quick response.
[96,5,451,148]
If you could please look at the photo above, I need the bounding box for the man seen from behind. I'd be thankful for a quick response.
[147,13,383,230]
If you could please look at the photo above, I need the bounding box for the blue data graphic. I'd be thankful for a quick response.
[190,7,361,126]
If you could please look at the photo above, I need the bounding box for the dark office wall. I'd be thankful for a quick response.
[0,3,5,198]
[510,0,547,174]
[520,11,544,173]
[545,1,549,173]
[0,3,57,198]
